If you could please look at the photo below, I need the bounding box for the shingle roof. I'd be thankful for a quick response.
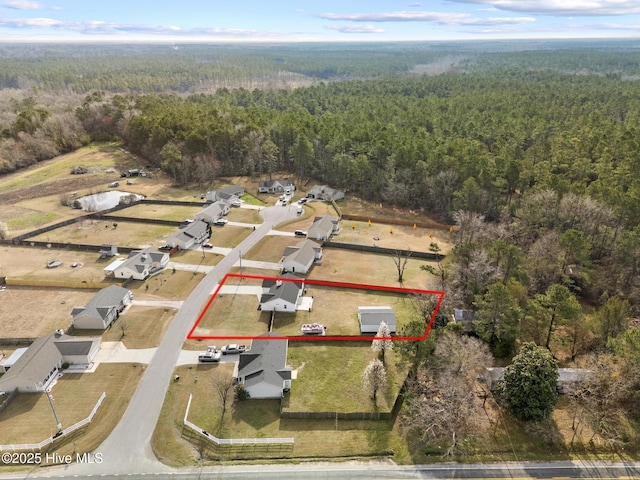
[307,215,337,239]
[72,285,130,321]
[358,306,397,327]
[260,281,302,305]
[238,332,291,391]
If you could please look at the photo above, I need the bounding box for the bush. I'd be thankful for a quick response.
[234,384,250,401]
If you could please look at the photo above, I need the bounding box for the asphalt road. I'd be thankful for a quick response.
[48,204,299,476]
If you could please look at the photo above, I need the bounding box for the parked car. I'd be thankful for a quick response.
[159,245,172,251]
[297,198,308,205]
[294,230,307,237]
[220,344,246,355]
[198,346,221,363]
[202,243,214,249]
[213,218,228,226]
[230,199,242,207]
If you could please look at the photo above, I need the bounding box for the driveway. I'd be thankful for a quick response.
[167,261,214,274]
[93,342,157,364]
[131,299,184,309]
[234,259,281,270]
[58,202,300,475]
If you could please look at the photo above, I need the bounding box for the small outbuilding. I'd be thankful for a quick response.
[358,306,397,334]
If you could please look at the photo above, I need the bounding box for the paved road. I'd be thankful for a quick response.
[52,204,299,476]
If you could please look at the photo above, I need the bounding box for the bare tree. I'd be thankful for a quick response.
[212,373,235,420]
[118,318,128,338]
[391,248,412,283]
[362,358,387,403]
[401,331,493,456]
[372,321,393,364]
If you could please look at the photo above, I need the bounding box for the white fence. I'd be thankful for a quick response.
[0,392,106,452]
[183,394,294,446]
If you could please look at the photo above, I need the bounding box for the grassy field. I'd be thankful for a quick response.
[0,364,142,450]
[30,219,176,248]
[72,306,175,349]
[110,203,203,222]
[151,363,411,465]
[308,248,440,290]
[0,287,95,337]
[170,248,224,267]
[285,343,406,413]
[226,207,263,224]
[274,201,339,232]
[128,270,205,301]
[208,225,253,249]
[243,235,298,263]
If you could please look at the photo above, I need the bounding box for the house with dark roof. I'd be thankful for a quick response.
[281,239,322,275]
[358,306,397,334]
[205,185,244,203]
[71,285,133,330]
[0,331,100,393]
[235,332,292,399]
[307,215,340,241]
[166,220,210,250]
[105,247,169,281]
[259,276,304,312]
[306,185,344,201]
[195,201,229,224]
[258,179,295,194]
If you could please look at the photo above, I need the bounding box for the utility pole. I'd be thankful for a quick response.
[47,392,62,431]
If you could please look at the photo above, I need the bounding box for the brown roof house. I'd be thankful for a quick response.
[0,330,100,393]
[235,332,292,399]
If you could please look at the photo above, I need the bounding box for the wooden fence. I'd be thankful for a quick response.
[323,241,444,261]
[0,392,106,453]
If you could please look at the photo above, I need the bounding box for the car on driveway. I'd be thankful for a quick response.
[213,218,228,226]
[294,230,307,237]
[202,243,214,249]
[198,346,221,363]
[220,344,246,355]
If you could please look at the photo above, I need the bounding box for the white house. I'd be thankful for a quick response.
[205,185,244,203]
[258,179,295,194]
[358,306,397,334]
[236,332,292,399]
[166,220,210,250]
[71,285,133,330]
[0,331,100,394]
[195,201,229,224]
[307,215,340,241]
[105,248,169,281]
[281,240,323,275]
[306,185,344,201]
[259,276,304,312]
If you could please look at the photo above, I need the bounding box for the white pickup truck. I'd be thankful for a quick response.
[220,344,247,355]
[198,346,221,363]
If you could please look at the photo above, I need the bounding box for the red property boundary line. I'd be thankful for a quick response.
[187,273,444,342]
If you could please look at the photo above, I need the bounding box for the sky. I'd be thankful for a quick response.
[1,0,640,43]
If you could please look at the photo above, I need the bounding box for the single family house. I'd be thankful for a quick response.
[206,185,244,203]
[0,330,100,394]
[306,185,344,202]
[235,332,292,399]
[259,276,304,312]
[166,219,210,250]
[195,201,229,224]
[358,306,397,334]
[281,239,323,275]
[71,285,133,330]
[258,179,295,195]
[307,215,340,241]
[105,247,170,281]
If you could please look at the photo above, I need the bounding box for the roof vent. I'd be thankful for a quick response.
[54,328,64,337]
[276,280,283,287]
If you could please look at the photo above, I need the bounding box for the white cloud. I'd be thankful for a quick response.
[0,17,281,37]
[318,10,534,26]
[2,0,60,10]
[408,2,422,6]
[446,0,640,16]
[325,24,384,33]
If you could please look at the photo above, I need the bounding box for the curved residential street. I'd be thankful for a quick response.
[47,205,299,476]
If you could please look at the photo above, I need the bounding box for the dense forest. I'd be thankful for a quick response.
[1,40,639,452]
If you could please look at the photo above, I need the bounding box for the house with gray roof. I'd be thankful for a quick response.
[358,306,397,334]
[166,219,210,250]
[236,332,292,399]
[105,247,169,281]
[307,215,340,241]
[258,179,295,194]
[195,201,229,224]
[71,285,133,330]
[0,330,100,393]
[206,185,244,203]
[259,276,304,312]
[306,185,344,202]
[281,239,323,275]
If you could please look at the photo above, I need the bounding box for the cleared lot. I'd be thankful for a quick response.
[0,287,94,337]
[109,203,202,222]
